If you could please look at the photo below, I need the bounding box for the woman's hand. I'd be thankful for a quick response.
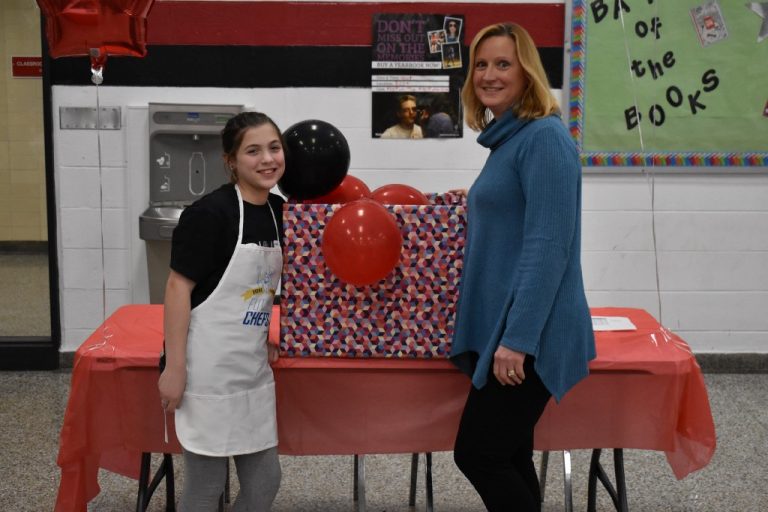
[448,188,468,197]
[493,346,526,386]
[158,366,187,412]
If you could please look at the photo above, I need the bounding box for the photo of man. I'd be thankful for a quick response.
[380,94,424,139]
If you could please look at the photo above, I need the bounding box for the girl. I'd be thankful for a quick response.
[159,112,286,511]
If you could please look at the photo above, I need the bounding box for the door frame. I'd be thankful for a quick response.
[0,17,61,371]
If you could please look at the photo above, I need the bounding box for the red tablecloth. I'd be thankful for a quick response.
[55,305,715,511]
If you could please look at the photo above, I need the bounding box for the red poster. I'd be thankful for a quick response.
[12,57,43,78]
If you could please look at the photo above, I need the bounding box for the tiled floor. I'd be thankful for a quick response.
[0,253,50,337]
[1,371,766,511]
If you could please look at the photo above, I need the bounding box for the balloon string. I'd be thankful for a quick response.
[617,4,663,325]
[75,83,114,366]
[95,82,114,351]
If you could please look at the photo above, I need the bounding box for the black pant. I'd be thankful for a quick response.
[453,355,552,512]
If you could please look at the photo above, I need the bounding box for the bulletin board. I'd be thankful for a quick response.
[570,0,768,166]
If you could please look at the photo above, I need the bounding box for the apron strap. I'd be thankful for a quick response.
[234,184,245,243]
[266,201,280,248]
[235,184,281,248]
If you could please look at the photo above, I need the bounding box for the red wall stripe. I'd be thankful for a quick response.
[147,2,564,47]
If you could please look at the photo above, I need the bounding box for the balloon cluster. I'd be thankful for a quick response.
[277,119,431,287]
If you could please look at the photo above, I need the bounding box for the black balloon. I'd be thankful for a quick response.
[278,120,350,199]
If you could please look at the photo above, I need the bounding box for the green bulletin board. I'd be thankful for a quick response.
[570,0,768,166]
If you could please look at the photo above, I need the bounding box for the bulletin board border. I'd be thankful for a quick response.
[568,0,768,168]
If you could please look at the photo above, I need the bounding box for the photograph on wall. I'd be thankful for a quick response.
[444,16,463,43]
[441,41,462,69]
[427,29,446,53]
[570,0,768,166]
[371,13,465,139]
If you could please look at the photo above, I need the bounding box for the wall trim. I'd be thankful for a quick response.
[0,241,48,254]
[145,1,564,47]
[50,45,564,89]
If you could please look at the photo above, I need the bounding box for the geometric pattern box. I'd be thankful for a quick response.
[280,193,467,359]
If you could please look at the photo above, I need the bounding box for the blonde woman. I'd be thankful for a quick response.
[450,23,595,511]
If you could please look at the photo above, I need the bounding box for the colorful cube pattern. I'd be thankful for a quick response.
[280,193,467,358]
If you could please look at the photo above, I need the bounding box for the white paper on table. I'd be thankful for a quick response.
[591,316,637,331]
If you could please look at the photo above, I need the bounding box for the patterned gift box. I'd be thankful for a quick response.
[280,193,467,358]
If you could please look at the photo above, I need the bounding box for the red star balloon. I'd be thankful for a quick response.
[36,0,155,83]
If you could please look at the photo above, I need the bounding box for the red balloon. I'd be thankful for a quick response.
[37,0,155,78]
[371,184,429,205]
[305,175,371,204]
[322,199,403,287]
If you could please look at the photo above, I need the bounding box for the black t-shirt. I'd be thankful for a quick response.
[170,184,285,308]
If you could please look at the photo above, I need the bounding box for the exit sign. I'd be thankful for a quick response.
[12,57,43,78]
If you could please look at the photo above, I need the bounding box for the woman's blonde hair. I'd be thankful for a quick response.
[462,23,560,131]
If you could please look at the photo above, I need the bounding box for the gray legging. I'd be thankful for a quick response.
[179,447,281,511]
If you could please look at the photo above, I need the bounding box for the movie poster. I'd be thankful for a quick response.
[371,13,465,139]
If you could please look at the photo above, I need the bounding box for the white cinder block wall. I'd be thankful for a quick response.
[53,85,768,354]
[52,0,768,354]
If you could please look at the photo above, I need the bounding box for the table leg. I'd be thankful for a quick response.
[137,453,176,512]
[409,453,419,506]
[424,452,434,512]
[562,450,573,512]
[354,454,366,512]
[353,455,359,502]
[163,454,176,511]
[587,449,601,512]
[587,448,629,512]
[136,452,152,512]
[538,451,550,502]
[613,449,629,512]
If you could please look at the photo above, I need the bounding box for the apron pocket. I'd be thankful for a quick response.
[175,382,277,456]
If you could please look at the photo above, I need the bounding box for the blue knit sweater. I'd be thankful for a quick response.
[450,110,595,402]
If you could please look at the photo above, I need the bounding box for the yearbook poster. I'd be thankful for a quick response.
[571,0,768,166]
[371,13,465,139]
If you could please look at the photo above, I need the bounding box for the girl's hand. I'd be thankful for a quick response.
[158,366,187,412]
[267,341,280,363]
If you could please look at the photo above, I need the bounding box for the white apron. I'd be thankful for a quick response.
[175,185,282,456]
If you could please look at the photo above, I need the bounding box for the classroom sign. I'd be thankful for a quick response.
[570,0,768,166]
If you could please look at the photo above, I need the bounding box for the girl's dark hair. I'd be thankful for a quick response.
[221,112,284,182]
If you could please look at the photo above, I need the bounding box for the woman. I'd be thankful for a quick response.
[158,112,286,511]
[450,23,595,511]
[445,18,461,42]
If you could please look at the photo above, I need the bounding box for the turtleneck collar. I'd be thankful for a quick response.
[476,109,530,150]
